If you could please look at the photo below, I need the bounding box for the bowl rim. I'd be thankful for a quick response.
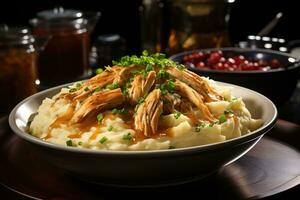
[169,47,300,74]
[9,81,278,157]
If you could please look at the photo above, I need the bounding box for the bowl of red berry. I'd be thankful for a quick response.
[170,47,300,105]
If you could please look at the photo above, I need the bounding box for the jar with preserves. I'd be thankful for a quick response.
[0,25,38,113]
[30,7,100,87]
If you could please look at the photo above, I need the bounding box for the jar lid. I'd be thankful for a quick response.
[0,25,34,46]
[96,34,125,45]
[37,7,83,21]
[30,7,88,29]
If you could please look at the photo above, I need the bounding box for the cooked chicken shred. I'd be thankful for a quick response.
[57,55,224,137]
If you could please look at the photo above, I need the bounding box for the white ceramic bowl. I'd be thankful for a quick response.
[9,81,277,187]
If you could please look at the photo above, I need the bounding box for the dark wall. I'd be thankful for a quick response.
[0,0,298,54]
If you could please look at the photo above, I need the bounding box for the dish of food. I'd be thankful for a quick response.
[29,51,263,151]
[183,50,283,71]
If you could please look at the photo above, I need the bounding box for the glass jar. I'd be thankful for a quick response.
[0,25,38,113]
[30,7,100,87]
[167,0,232,55]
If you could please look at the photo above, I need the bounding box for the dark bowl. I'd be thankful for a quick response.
[9,81,277,187]
[170,47,300,106]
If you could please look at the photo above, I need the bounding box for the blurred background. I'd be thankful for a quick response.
[0,0,299,54]
[0,0,300,123]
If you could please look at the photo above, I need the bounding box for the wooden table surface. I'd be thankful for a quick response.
[0,117,299,200]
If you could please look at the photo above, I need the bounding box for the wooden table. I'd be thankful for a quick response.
[0,117,299,199]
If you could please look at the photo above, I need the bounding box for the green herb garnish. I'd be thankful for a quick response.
[112,108,128,115]
[173,111,181,119]
[75,82,82,88]
[69,88,77,93]
[218,114,227,124]
[195,123,205,132]
[96,68,103,74]
[99,136,108,144]
[94,87,102,93]
[108,125,113,132]
[105,83,119,90]
[66,140,73,146]
[84,87,90,92]
[97,113,104,123]
[112,50,185,70]
[122,133,132,141]
[224,109,234,115]
[78,141,83,145]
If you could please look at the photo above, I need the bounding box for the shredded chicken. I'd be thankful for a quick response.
[128,71,156,105]
[54,57,224,137]
[174,80,215,122]
[166,66,222,102]
[71,88,125,123]
[134,89,163,136]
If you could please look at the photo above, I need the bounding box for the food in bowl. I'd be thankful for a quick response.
[183,50,283,71]
[29,51,263,151]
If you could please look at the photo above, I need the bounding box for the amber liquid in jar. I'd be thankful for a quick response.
[167,0,231,55]
[0,48,37,112]
[33,28,90,86]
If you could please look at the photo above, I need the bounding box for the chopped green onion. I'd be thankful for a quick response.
[105,83,119,90]
[173,111,181,119]
[97,113,104,123]
[108,125,113,132]
[224,109,234,115]
[66,140,73,146]
[78,141,83,145]
[69,88,77,93]
[195,123,205,132]
[142,50,149,56]
[112,108,128,115]
[122,133,132,141]
[99,136,108,144]
[94,87,102,93]
[75,82,82,88]
[218,114,227,124]
[96,68,103,74]
[84,87,89,92]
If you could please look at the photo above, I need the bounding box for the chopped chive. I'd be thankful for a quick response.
[75,82,82,88]
[99,136,108,144]
[69,88,77,93]
[218,114,227,124]
[66,140,73,146]
[97,113,104,123]
[195,123,205,132]
[224,109,234,115]
[108,125,113,132]
[94,87,102,93]
[96,68,103,74]
[78,141,83,145]
[122,133,132,141]
[105,83,119,90]
[84,87,90,92]
[173,111,181,119]
[112,108,128,115]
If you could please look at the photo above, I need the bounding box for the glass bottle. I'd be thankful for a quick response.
[0,25,38,112]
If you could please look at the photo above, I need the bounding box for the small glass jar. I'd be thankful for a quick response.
[0,25,38,113]
[167,0,232,55]
[30,7,100,87]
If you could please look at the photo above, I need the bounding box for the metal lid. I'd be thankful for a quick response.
[0,25,34,46]
[37,7,83,21]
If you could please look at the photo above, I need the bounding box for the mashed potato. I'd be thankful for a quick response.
[29,80,263,151]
